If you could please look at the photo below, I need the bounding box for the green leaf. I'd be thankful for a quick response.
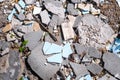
[19,47,25,52]
[19,77,24,80]
[21,40,28,47]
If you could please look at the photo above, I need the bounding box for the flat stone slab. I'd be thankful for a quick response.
[70,62,89,79]
[88,47,102,58]
[23,30,43,50]
[86,63,103,75]
[103,52,120,79]
[98,74,117,80]
[74,43,88,55]
[0,50,20,80]
[28,42,60,80]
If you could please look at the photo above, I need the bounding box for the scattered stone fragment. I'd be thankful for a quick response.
[67,3,79,15]
[26,13,33,20]
[11,17,23,27]
[74,43,88,54]
[32,21,40,31]
[88,47,102,58]
[73,15,82,28]
[98,74,117,80]
[49,14,58,27]
[18,25,33,34]
[28,42,60,80]
[33,6,41,15]
[23,30,43,50]
[86,63,103,75]
[103,52,120,79]
[2,23,12,33]
[24,0,36,5]
[44,1,65,18]
[61,20,75,40]
[77,14,114,48]
[70,62,89,79]
[6,31,16,41]
[17,13,25,21]
[0,55,9,73]
[40,10,50,25]
[0,50,20,80]
[1,48,9,56]
[15,4,21,13]
[71,0,81,3]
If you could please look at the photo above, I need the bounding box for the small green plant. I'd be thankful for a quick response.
[19,40,28,52]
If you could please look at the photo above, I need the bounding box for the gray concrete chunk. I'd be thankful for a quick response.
[98,74,117,80]
[49,15,58,27]
[25,0,36,4]
[88,47,102,58]
[44,1,65,18]
[86,63,103,75]
[17,13,25,21]
[28,42,60,80]
[74,43,88,55]
[103,52,120,79]
[40,10,50,25]
[71,0,81,3]
[23,30,43,50]
[70,62,89,79]
[73,16,82,28]
[67,3,79,16]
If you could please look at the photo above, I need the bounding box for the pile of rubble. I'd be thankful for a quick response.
[0,0,120,80]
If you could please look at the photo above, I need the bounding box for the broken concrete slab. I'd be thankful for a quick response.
[32,21,40,31]
[17,24,33,34]
[98,74,117,80]
[77,14,114,48]
[40,10,50,25]
[88,47,102,58]
[70,62,89,79]
[26,13,33,20]
[17,13,25,21]
[33,6,41,15]
[24,0,36,5]
[1,48,9,56]
[49,14,58,27]
[71,0,81,3]
[61,20,75,40]
[11,17,22,27]
[74,43,88,55]
[23,30,43,50]
[0,50,20,80]
[2,23,12,33]
[73,15,82,28]
[6,31,16,42]
[67,3,79,15]
[86,63,103,75]
[103,52,120,79]
[44,1,65,18]
[28,42,60,80]
[15,4,21,13]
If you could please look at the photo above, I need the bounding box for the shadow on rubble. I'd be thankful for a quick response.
[24,58,43,80]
